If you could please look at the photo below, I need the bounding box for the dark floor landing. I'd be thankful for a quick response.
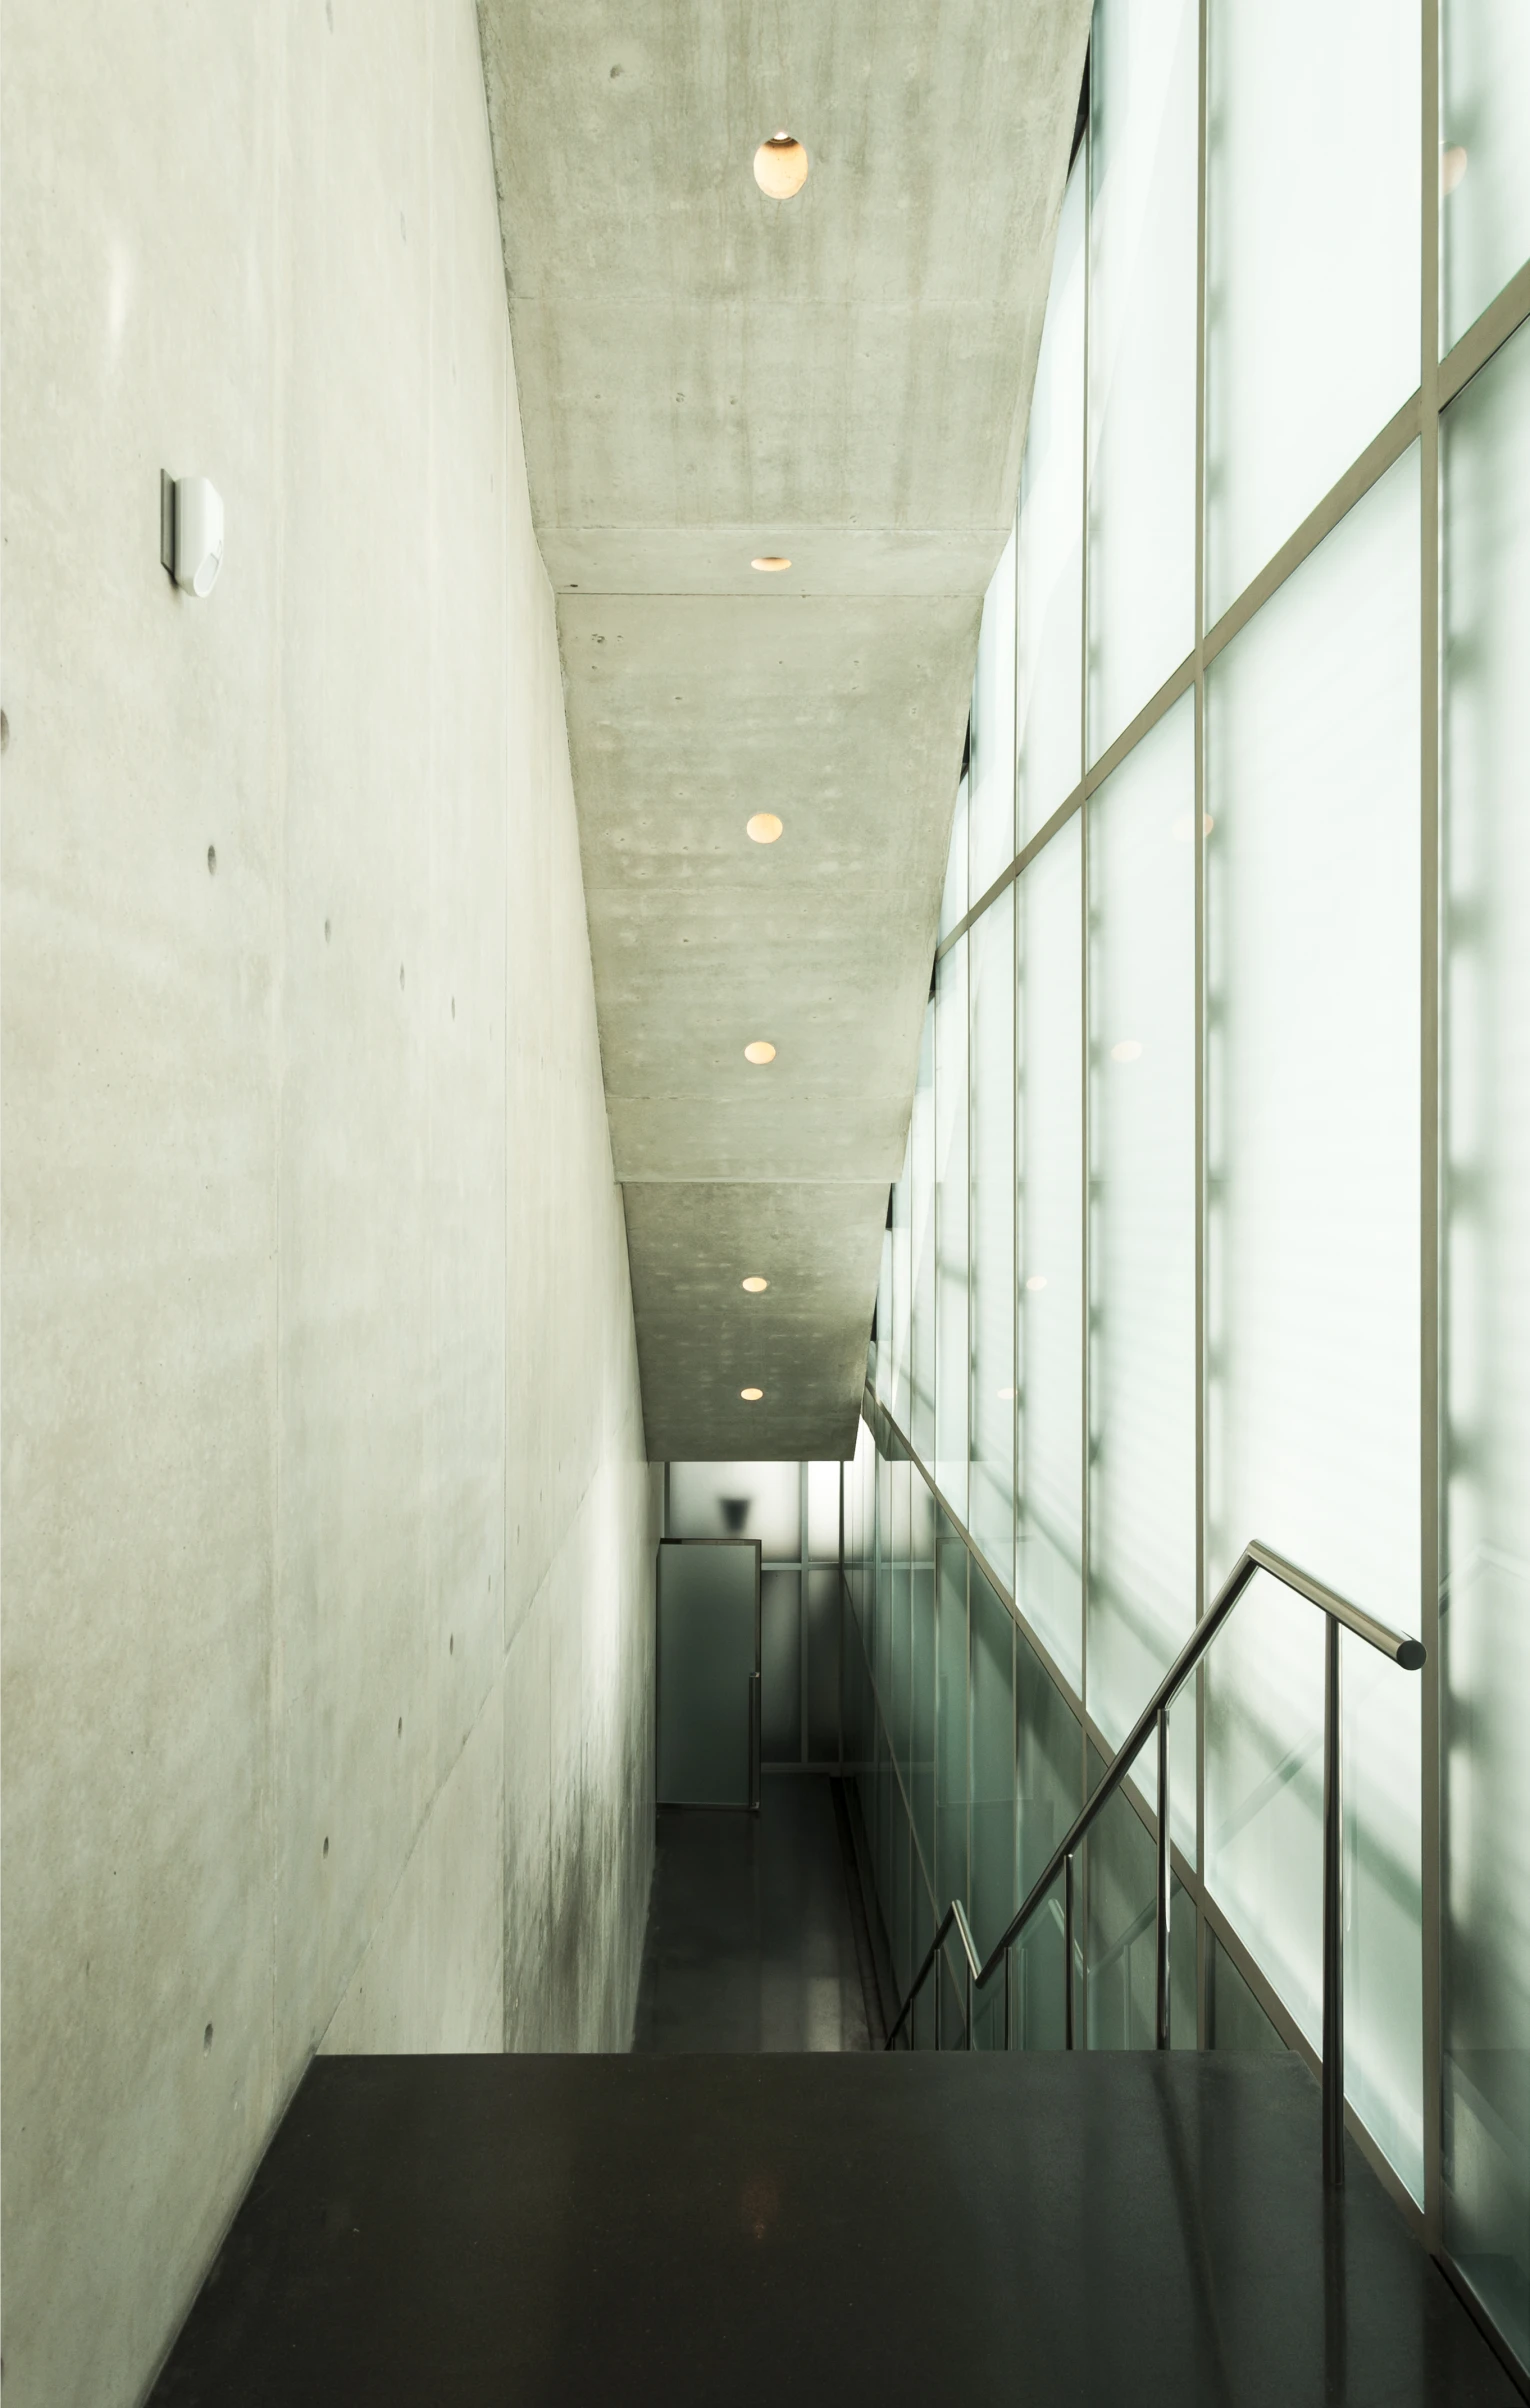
[150,2052,1520,2407]
[631,1769,874,2051]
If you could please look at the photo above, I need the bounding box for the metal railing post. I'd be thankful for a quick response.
[1155,1704,1172,2051]
[965,1962,973,2051]
[1323,1612,1345,2186]
[1063,1851,1076,2050]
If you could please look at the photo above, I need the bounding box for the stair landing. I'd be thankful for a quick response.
[150,2051,1519,2405]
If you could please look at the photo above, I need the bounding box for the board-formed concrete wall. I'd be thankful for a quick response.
[0,6,657,2405]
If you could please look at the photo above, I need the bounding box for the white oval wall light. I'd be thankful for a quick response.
[754,133,809,198]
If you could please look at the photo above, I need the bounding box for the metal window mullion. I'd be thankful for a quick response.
[1193,0,1211,2052]
[1419,0,1445,2260]
[1078,85,1095,2046]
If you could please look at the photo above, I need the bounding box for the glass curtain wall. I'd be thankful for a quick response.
[850,1,1530,2368]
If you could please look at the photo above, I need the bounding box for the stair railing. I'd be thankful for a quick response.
[883,1540,1425,2189]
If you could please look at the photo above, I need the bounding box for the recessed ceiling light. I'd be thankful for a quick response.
[744,1040,776,1064]
[1025,1274,1047,1292]
[742,1276,768,1293]
[754,132,809,199]
[741,1386,764,1402]
[747,812,784,844]
[1110,1039,1143,1063]
[751,555,791,572]
[1441,143,1469,196]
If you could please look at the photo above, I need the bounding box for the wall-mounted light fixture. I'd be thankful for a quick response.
[160,471,224,597]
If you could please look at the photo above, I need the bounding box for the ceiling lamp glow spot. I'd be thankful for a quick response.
[742,1276,768,1293]
[744,1040,776,1064]
[751,555,791,572]
[740,1386,764,1402]
[747,813,783,844]
[754,132,809,199]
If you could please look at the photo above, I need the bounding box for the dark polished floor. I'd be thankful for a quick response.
[631,1769,877,2052]
[149,2051,1521,2406]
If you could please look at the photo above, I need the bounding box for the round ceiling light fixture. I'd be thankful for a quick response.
[754,131,809,199]
[744,1040,776,1064]
[741,1386,765,1402]
[751,555,791,572]
[742,1276,769,1293]
[747,812,783,844]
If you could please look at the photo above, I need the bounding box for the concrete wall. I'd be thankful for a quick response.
[0,7,657,2406]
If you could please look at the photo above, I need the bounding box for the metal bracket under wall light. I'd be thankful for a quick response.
[160,469,224,598]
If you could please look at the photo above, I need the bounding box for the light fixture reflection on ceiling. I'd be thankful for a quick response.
[742,1276,768,1293]
[744,1040,776,1064]
[741,1386,764,1402]
[1110,1039,1143,1063]
[747,812,784,843]
[751,555,791,572]
[1442,143,1469,195]
[754,132,809,199]
[1025,1274,1047,1292]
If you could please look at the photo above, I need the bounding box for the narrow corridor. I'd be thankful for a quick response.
[632,1771,881,2052]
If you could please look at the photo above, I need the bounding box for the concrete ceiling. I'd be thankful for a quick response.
[478,1,1090,1459]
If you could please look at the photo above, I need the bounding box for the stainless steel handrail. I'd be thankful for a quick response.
[883,1539,1425,2187]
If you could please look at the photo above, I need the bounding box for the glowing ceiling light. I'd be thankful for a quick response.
[741,1386,764,1402]
[747,813,783,843]
[742,1276,768,1293]
[751,555,791,572]
[754,132,809,198]
[744,1040,776,1064]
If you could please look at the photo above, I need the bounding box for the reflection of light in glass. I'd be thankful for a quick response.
[1110,1039,1143,1062]
[742,1276,768,1293]
[747,813,783,843]
[1441,144,1469,196]
[753,133,809,198]
[751,556,791,572]
[1025,1274,1047,1291]
[1170,811,1215,841]
[740,1386,764,1402]
[744,1040,777,1064]
[997,1387,1017,1401]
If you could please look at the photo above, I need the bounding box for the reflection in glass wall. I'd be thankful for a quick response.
[934,940,970,1515]
[1016,155,1085,845]
[1441,2,1530,353]
[969,889,1016,1578]
[1442,316,1530,2368]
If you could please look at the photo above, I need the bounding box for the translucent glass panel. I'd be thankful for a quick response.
[874,1224,892,1409]
[909,1004,937,1464]
[909,1473,938,1885]
[1087,0,1199,759]
[891,1136,912,1433]
[970,526,1017,897]
[935,1516,969,1919]
[760,1569,802,1762]
[1205,0,1420,619]
[934,939,970,1515]
[1016,157,1085,843]
[1205,449,1423,2198]
[1087,692,1196,1855]
[1442,2,1530,352]
[1015,819,1083,1690]
[1442,319,1530,2368]
[940,772,969,939]
[668,1461,800,1558]
[806,1461,841,1562]
[969,889,1016,1576]
[805,1569,842,1764]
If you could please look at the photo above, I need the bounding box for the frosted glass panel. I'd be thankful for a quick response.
[1206,0,1420,618]
[874,1226,892,1409]
[806,1461,841,1563]
[969,889,1016,1577]
[935,1517,970,1915]
[934,939,970,1515]
[1442,318,1530,2367]
[891,1137,912,1434]
[1442,2,1530,351]
[1205,449,1423,2199]
[1087,692,1196,1857]
[805,1568,842,1764]
[940,773,969,939]
[669,1461,800,1559]
[910,1004,937,1464]
[1016,819,1083,1691]
[969,1564,1016,2045]
[1087,0,1199,759]
[970,527,1017,897]
[1016,158,1085,843]
[760,1569,802,1763]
